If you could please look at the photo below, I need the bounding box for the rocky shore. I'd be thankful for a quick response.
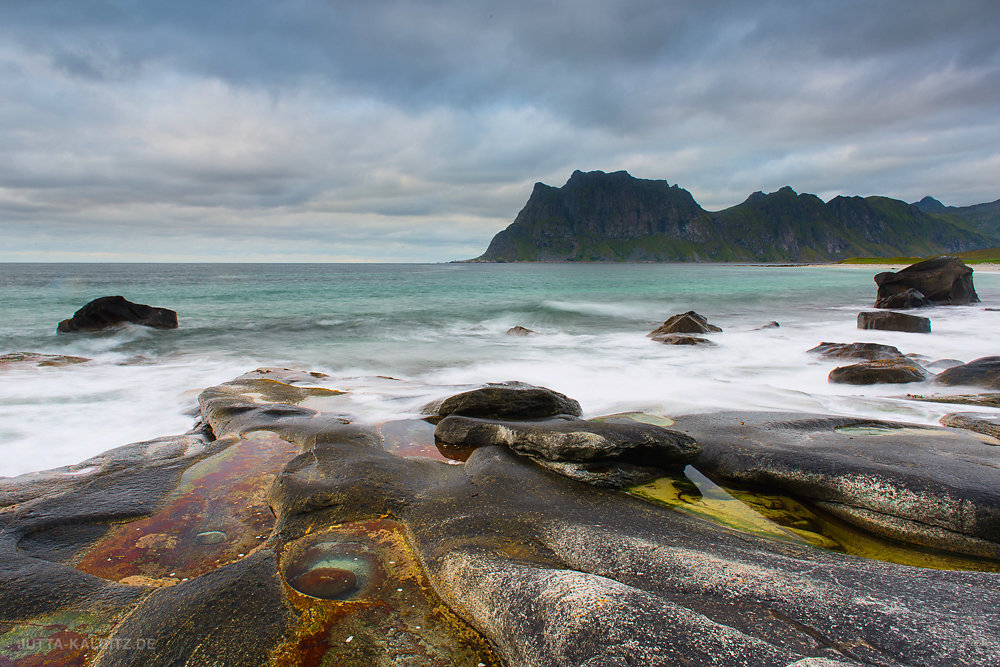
[2,364,1000,666]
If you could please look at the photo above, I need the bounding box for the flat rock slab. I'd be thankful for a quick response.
[933,356,1000,389]
[0,352,91,369]
[652,333,716,346]
[828,358,928,384]
[858,310,931,333]
[421,381,582,419]
[671,411,1000,559]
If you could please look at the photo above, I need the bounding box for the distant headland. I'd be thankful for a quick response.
[465,170,1000,263]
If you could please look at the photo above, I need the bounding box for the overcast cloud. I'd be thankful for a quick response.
[1,0,998,261]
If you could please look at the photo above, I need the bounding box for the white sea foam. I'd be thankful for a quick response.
[2,264,999,477]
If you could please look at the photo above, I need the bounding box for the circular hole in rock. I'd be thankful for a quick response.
[283,540,382,600]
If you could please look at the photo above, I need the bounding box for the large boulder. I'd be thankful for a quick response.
[648,311,722,339]
[807,341,903,361]
[858,310,931,333]
[828,358,928,384]
[57,296,178,333]
[421,381,582,419]
[875,287,933,309]
[934,356,1000,389]
[874,256,980,307]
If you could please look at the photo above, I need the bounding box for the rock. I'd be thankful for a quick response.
[422,381,582,419]
[858,310,931,333]
[934,356,1000,389]
[648,311,722,337]
[7,372,1000,666]
[671,411,1000,559]
[924,358,965,370]
[940,413,1000,441]
[828,358,928,384]
[874,256,980,307]
[57,296,178,333]
[434,415,701,469]
[755,321,781,329]
[875,287,933,309]
[530,459,667,488]
[0,352,90,369]
[906,392,1000,408]
[807,341,903,361]
[652,334,715,346]
[506,325,535,336]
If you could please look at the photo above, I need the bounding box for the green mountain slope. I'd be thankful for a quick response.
[471,170,998,262]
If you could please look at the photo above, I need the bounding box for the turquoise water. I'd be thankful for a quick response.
[2,263,999,475]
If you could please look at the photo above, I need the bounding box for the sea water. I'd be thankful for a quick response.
[2,262,999,477]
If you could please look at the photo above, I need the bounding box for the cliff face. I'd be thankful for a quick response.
[473,170,997,262]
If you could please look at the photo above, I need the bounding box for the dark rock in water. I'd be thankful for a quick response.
[506,325,535,336]
[434,415,701,468]
[422,381,582,419]
[672,411,1000,559]
[934,356,1000,389]
[648,310,722,337]
[940,413,1000,441]
[874,256,979,307]
[57,295,178,333]
[828,358,928,384]
[0,352,91,369]
[875,287,934,309]
[652,334,715,346]
[755,321,780,329]
[858,310,931,333]
[924,358,965,370]
[807,341,903,361]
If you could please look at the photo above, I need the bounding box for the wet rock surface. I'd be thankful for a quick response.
[857,310,931,333]
[0,352,91,369]
[421,381,581,419]
[933,355,1000,389]
[875,287,933,309]
[672,411,1000,559]
[807,341,903,361]
[874,256,979,307]
[505,325,535,336]
[3,370,1000,665]
[57,296,179,333]
[652,333,715,346]
[648,310,722,338]
[940,412,1000,441]
[828,358,928,384]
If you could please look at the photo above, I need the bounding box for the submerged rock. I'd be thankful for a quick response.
[828,358,928,384]
[934,356,1000,389]
[807,341,903,361]
[648,310,722,338]
[874,256,979,307]
[57,295,178,333]
[0,352,91,369]
[505,325,535,336]
[422,381,582,419]
[858,310,931,333]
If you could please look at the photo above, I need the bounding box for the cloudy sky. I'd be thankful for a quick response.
[2,1,998,262]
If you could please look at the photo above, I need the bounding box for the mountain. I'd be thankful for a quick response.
[470,170,998,262]
[913,195,1000,241]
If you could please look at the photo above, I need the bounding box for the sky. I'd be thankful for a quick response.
[2,1,999,262]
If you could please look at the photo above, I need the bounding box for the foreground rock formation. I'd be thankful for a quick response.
[57,296,179,333]
[2,370,1000,665]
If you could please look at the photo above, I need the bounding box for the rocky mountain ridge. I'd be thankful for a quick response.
[471,170,1000,262]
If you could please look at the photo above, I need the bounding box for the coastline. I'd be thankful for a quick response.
[810,262,1000,272]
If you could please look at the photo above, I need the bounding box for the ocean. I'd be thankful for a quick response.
[2,262,999,477]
